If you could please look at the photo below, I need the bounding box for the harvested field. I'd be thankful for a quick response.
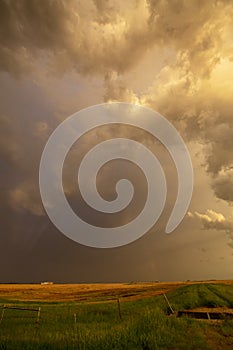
[0,280,232,302]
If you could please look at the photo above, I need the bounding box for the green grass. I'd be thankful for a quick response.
[165,283,233,310]
[0,283,233,349]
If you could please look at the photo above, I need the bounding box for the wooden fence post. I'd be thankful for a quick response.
[163,294,174,314]
[0,305,5,323]
[117,298,122,320]
[74,313,77,327]
[0,305,41,324]
[36,307,41,324]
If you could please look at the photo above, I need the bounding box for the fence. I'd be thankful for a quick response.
[0,304,41,324]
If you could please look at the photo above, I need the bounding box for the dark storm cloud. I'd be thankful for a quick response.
[0,0,151,76]
[0,0,233,282]
[212,170,233,203]
[1,0,231,77]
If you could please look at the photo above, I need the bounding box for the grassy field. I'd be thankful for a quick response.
[0,281,232,349]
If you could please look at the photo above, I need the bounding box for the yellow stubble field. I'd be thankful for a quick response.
[0,280,232,303]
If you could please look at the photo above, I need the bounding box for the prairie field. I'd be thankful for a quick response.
[0,281,232,349]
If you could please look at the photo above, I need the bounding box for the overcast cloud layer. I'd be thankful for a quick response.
[0,0,232,282]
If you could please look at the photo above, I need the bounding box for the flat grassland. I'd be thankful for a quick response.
[0,281,233,349]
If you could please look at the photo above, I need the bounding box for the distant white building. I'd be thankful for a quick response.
[41,282,54,285]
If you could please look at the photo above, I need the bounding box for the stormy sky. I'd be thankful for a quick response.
[0,0,233,282]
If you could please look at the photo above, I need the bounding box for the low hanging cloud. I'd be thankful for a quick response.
[188,210,233,236]
[188,209,233,249]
